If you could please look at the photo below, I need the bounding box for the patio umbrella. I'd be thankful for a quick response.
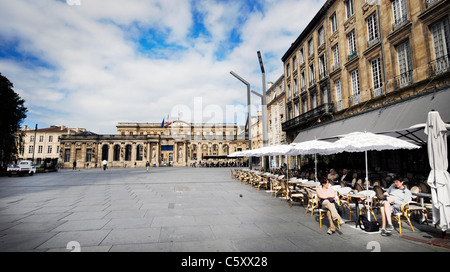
[332,131,421,220]
[424,111,450,232]
[287,140,339,181]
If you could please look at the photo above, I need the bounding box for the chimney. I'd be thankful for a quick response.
[268,82,273,89]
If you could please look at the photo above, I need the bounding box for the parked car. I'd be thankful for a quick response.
[7,160,37,177]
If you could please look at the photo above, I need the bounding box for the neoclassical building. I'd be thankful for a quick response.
[60,121,248,168]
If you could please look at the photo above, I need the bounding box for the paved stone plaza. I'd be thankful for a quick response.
[0,167,448,252]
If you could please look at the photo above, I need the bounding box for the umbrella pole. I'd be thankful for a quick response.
[365,150,371,221]
[315,154,318,182]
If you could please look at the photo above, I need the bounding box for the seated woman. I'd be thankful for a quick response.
[379,178,412,236]
[327,169,339,184]
[316,178,345,235]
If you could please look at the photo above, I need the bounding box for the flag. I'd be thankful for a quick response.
[166,113,170,125]
[161,118,165,128]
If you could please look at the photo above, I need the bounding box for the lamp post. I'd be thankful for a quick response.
[257,51,269,171]
[230,71,252,169]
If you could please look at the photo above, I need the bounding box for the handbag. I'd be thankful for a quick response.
[357,215,380,232]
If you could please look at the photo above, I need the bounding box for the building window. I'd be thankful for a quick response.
[301,72,306,92]
[319,55,326,79]
[308,38,314,56]
[302,96,308,113]
[38,146,43,154]
[309,64,315,85]
[125,144,132,161]
[299,49,304,65]
[136,145,143,161]
[330,12,337,33]
[30,135,34,142]
[286,63,290,77]
[294,101,299,116]
[392,0,407,30]
[347,30,357,59]
[332,44,340,69]
[47,146,52,154]
[346,0,354,19]
[350,69,360,104]
[396,40,412,87]
[28,145,33,154]
[334,79,343,111]
[39,136,44,142]
[86,148,92,162]
[294,78,298,94]
[293,56,297,71]
[367,13,379,47]
[49,136,53,142]
[64,149,71,162]
[430,17,450,74]
[102,144,109,161]
[113,145,120,161]
[318,26,324,45]
[371,57,383,97]
[310,92,317,109]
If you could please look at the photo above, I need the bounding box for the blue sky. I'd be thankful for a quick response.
[0,0,325,134]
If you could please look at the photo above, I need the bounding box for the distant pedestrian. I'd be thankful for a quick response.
[102,160,107,171]
[73,161,76,170]
[146,161,150,172]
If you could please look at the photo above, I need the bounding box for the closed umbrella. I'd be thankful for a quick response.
[424,111,450,232]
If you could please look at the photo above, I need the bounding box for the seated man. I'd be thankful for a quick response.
[379,179,412,236]
[316,178,345,235]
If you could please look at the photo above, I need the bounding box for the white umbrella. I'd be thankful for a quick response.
[287,139,339,181]
[288,139,337,156]
[253,144,294,156]
[332,131,421,220]
[424,111,450,232]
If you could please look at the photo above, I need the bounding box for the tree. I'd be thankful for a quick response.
[0,73,28,168]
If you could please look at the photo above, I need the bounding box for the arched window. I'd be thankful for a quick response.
[102,144,109,161]
[125,144,132,161]
[113,145,121,161]
[136,144,143,161]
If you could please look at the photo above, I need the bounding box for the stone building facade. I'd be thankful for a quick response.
[60,121,248,169]
[18,125,85,166]
[281,0,449,142]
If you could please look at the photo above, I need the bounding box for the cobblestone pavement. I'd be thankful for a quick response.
[0,167,448,252]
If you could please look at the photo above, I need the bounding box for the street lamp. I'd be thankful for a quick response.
[257,51,269,171]
[230,70,252,169]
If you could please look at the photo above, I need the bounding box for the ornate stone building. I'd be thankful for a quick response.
[282,0,449,143]
[60,121,248,168]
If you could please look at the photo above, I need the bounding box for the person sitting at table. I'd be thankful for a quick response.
[340,168,353,183]
[316,178,345,235]
[327,169,339,184]
[379,178,412,236]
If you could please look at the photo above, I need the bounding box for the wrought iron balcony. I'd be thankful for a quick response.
[281,103,334,132]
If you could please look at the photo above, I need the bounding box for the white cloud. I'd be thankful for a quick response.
[0,0,325,134]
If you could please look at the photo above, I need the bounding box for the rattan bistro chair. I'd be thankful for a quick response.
[393,202,416,234]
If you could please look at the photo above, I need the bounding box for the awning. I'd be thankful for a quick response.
[293,88,450,145]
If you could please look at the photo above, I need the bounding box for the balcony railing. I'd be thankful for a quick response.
[426,0,440,8]
[352,93,360,105]
[393,15,408,31]
[429,54,450,76]
[373,86,383,98]
[394,70,413,89]
[281,103,334,131]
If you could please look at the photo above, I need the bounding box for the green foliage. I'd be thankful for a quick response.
[0,73,28,166]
